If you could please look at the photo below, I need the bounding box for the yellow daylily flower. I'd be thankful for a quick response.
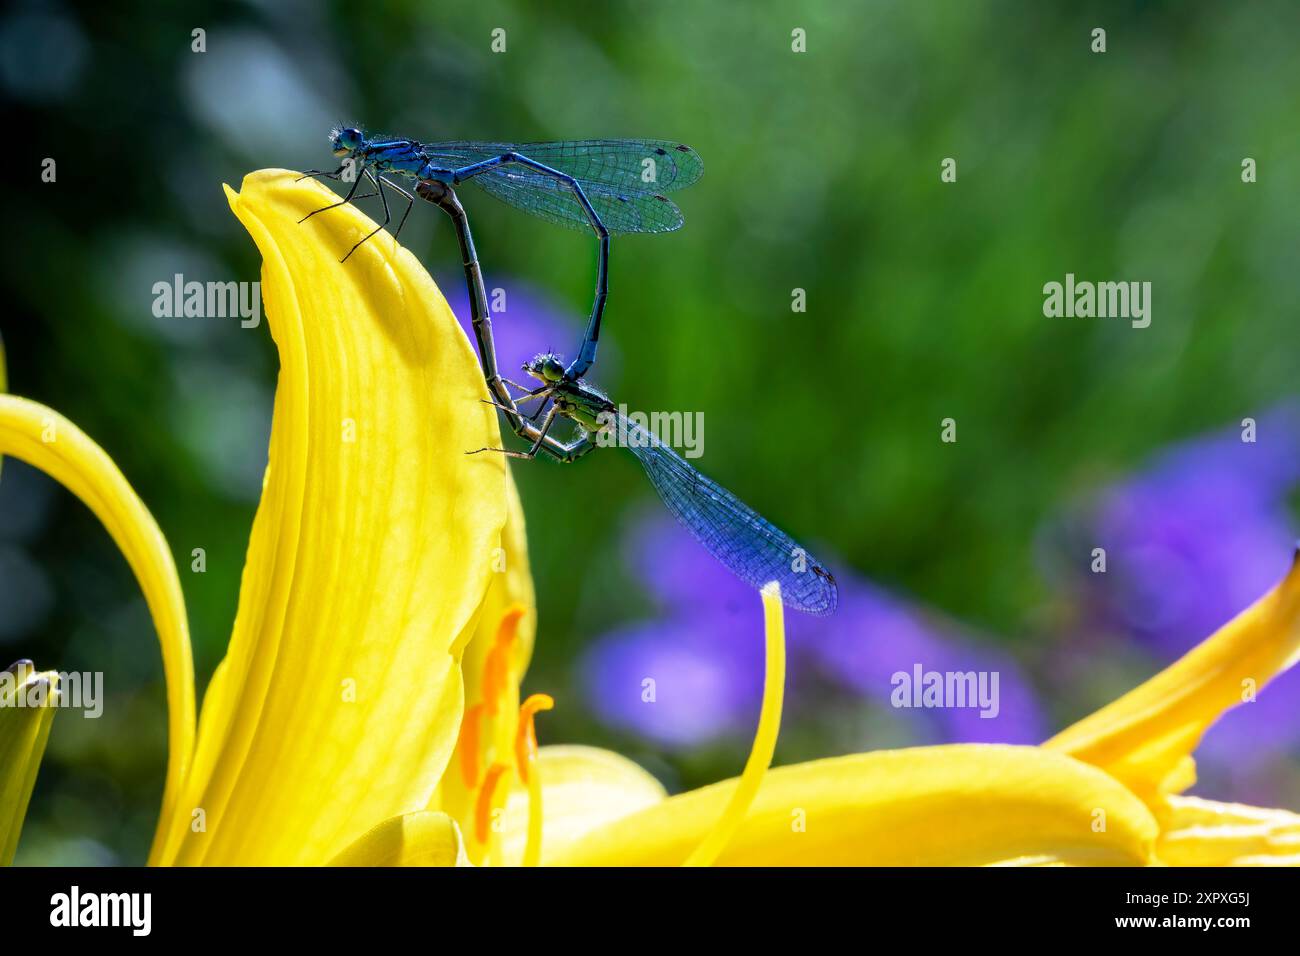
[0,396,197,856]
[358,559,1300,867]
[0,662,60,866]
[1156,795,1300,866]
[545,557,1300,866]
[1044,553,1300,801]
[4,170,1298,868]
[1046,551,1300,864]
[0,169,522,865]
[348,583,1165,867]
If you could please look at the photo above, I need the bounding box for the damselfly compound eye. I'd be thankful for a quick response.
[331,126,363,156]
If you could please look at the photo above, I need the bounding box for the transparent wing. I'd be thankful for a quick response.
[420,140,700,235]
[422,139,704,193]
[472,175,684,235]
[619,416,837,615]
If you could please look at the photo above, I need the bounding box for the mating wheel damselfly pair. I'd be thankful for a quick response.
[301,129,837,615]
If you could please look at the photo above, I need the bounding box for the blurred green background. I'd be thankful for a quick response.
[1,0,1297,864]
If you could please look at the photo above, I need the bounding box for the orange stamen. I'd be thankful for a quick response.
[474,762,511,846]
[481,605,526,715]
[456,702,486,789]
[514,693,554,784]
[516,694,555,867]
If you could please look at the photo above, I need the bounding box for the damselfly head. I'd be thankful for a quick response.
[330,126,364,157]
[523,352,566,383]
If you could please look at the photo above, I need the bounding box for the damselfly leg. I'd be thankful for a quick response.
[296,166,346,183]
[467,396,596,463]
[382,174,416,241]
[298,171,366,224]
[337,171,416,263]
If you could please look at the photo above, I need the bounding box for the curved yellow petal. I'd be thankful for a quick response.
[0,396,195,858]
[549,745,1158,866]
[1156,795,1300,866]
[433,474,535,838]
[1046,554,1300,802]
[329,810,470,867]
[154,169,507,865]
[0,664,60,866]
[468,469,536,672]
[496,745,667,867]
[457,470,536,722]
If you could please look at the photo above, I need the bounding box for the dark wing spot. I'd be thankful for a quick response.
[617,195,629,202]
[654,147,667,156]
[654,194,669,202]
[675,144,692,152]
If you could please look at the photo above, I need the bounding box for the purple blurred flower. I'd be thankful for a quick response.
[805,581,1047,745]
[1063,402,1300,774]
[582,510,1048,749]
[1088,404,1299,656]
[581,616,765,747]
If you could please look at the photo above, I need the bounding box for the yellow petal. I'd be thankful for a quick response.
[496,745,667,866]
[1046,554,1300,802]
[433,474,535,836]
[548,745,1157,866]
[154,169,507,865]
[1159,790,1300,868]
[1,329,8,482]
[469,469,537,671]
[1156,795,1300,866]
[329,810,470,866]
[0,665,60,866]
[0,396,195,857]
[457,469,536,721]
